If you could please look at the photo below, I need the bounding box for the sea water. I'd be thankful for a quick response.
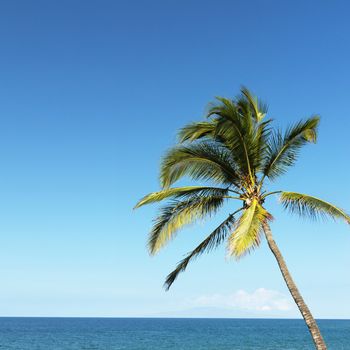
[0,318,348,349]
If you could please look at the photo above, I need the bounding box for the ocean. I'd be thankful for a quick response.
[0,318,348,349]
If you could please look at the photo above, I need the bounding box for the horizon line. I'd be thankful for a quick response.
[0,316,348,320]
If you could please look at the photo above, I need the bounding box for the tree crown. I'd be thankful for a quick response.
[135,87,350,289]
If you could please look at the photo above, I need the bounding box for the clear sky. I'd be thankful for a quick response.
[0,0,349,318]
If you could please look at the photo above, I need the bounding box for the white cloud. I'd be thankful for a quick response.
[191,288,294,312]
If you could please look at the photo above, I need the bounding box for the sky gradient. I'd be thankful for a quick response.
[0,0,349,318]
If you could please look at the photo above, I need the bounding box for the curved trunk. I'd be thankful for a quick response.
[262,222,327,350]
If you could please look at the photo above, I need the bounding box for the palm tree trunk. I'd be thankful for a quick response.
[262,222,327,350]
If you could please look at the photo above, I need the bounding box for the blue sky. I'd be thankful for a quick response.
[0,0,349,318]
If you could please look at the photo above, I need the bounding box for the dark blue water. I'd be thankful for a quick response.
[0,318,348,349]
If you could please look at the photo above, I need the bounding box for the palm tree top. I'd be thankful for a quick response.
[135,87,350,290]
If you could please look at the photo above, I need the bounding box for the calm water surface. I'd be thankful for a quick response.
[0,318,348,349]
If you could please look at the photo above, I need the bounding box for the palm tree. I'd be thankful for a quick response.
[134,87,350,350]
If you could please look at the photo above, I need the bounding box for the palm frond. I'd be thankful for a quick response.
[149,195,226,255]
[208,100,256,183]
[207,90,272,182]
[178,121,217,143]
[280,192,350,223]
[252,119,272,172]
[207,96,238,119]
[228,199,272,258]
[134,186,229,209]
[164,213,238,290]
[262,116,319,180]
[241,86,268,122]
[160,141,241,188]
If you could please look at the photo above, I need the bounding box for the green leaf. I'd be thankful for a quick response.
[149,195,226,255]
[178,121,217,143]
[208,100,256,183]
[263,116,319,180]
[240,86,268,122]
[228,199,272,258]
[280,192,350,223]
[160,141,240,188]
[206,89,271,183]
[164,213,237,290]
[134,186,229,209]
